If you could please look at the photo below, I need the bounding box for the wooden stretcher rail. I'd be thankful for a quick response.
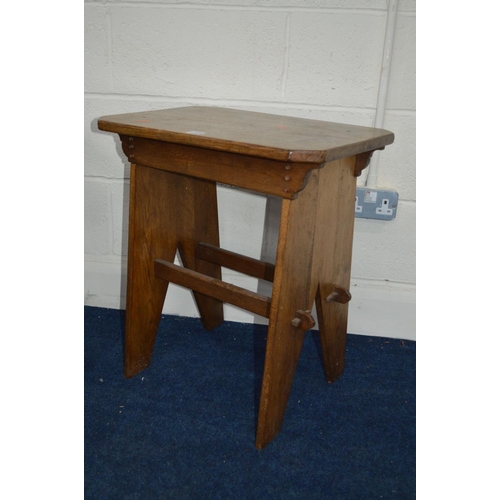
[154,259,272,319]
[195,242,276,283]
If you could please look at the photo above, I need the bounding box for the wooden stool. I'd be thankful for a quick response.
[98,106,394,449]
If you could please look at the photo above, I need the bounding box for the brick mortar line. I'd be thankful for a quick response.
[85,93,415,115]
[87,2,396,15]
[85,93,380,113]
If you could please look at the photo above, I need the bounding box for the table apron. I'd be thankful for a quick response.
[120,135,321,199]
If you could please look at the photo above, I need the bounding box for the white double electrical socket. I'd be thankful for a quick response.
[354,188,398,221]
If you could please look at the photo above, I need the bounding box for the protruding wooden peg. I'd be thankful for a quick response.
[291,310,316,331]
[325,285,352,304]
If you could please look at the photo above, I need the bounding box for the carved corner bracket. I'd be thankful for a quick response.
[354,148,385,177]
[120,135,136,162]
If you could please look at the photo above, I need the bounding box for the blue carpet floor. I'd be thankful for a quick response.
[85,306,415,499]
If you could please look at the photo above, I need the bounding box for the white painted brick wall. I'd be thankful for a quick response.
[84,180,110,255]
[84,0,416,339]
[111,8,287,100]
[286,11,387,107]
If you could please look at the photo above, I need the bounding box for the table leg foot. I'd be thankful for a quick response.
[256,172,320,449]
[124,164,180,378]
[176,176,224,331]
[311,156,356,384]
[315,284,348,383]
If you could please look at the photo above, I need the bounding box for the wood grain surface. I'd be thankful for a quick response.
[98,106,394,163]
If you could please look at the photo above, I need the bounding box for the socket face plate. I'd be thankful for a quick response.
[355,187,398,221]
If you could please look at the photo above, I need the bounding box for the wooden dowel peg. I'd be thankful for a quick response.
[325,285,352,304]
[291,310,315,331]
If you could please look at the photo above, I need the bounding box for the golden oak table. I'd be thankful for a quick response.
[98,106,394,449]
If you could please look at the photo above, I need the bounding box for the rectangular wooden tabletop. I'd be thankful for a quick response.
[98,106,394,164]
